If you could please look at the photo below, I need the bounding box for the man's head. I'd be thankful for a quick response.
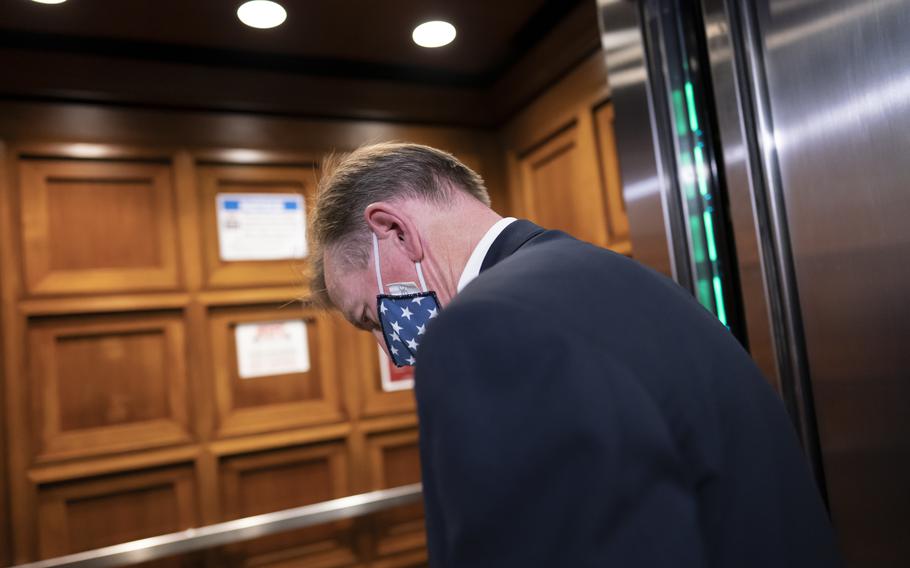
[309,142,500,346]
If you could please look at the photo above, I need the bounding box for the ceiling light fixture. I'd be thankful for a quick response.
[237,0,287,29]
[412,20,456,48]
[30,0,68,4]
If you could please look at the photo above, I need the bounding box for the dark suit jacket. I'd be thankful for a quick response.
[414,220,841,567]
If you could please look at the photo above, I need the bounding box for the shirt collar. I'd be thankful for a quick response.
[456,217,517,293]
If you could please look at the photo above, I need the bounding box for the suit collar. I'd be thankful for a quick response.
[480,219,545,273]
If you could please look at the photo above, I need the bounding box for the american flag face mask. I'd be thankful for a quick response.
[372,233,440,367]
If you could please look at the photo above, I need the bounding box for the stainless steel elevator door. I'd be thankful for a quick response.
[755,1,910,565]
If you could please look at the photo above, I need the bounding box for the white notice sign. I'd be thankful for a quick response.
[235,320,310,379]
[216,193,307,261]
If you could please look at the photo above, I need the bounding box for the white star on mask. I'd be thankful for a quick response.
[401,306,413,320]
[391,321,402,333]
[406,338,419,350]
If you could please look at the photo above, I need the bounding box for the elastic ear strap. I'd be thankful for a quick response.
[414,261,429,292]
[372,233,384,292]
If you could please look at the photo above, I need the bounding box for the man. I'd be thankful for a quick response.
[308,142,841,567]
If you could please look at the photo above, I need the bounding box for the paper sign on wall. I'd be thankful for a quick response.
[235,320,310,379]
[216,193,307,261]
[379,346,414,392]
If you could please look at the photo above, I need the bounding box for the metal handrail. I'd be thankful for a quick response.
[11,483,423,568]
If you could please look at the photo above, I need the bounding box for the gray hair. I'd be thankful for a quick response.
[308,142,490,308]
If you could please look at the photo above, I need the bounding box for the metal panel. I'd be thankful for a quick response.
[597,0,679,280]
[752,0,910,565]
[699,0,780,388]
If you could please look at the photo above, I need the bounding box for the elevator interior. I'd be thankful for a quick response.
[0,0,907,566]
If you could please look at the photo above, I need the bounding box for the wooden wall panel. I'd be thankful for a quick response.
[27,311,192,463]
[593,103,629,243]
[517,122,608,247]
[218,440,356,567]
[198,165,315,290]
[0,141,11,566]
[208,305,343,439]
[366,429,425,559]
[0,100,505,563]
[35,463,197,559]
[502,51,631,256]
[19,159,180,296]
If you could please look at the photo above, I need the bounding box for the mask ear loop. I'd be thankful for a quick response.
[372,233,384,293]
[414,261,429,293]
[374,231,429,293]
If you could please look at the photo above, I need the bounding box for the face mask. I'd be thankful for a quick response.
[373,233,441,367]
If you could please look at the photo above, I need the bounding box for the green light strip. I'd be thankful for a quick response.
[684,81,699,132]
[671,90,688,136]
[697,279,713,310]
[713,276,728,326]
[703,211,718,262]
[690,215,706,263]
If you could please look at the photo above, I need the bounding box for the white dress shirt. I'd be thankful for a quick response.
[456,217,517,293]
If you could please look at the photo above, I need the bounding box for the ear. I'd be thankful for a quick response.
[364,202,424,262]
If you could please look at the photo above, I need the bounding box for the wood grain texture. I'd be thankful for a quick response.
[27,312,193,462]
[217,440,356,567]
[19,159,181,296]
[502,51,632,256]
[208,305,344,439]
[0,141,12,566]
[35,463,198,559]
[366,429,425,559]
[593,103,630,244]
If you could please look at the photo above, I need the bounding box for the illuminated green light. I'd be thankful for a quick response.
[690,215,706,263]
[671,89,688,136]
[697,279,713,309]
[684,81,699,132]
[713,276,728,325]
[693,145,708,196]
[703,211,718,262]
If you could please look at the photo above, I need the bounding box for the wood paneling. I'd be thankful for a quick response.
[27,311,192,462]
[0,142,11,566]
[0,94,501,563]
[19,159,180,295]
[503,51,631,256]
[517,120,609,247]
[35,463,197,559]
[218,441,356,567]
[198,165,314,290]
[366,429,425,558]
[593,103,629,243]
[208,305,343,439]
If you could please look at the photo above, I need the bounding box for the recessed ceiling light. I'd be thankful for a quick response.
[30,0,68,4]
[412,21,456,48]
[237,0,287,29]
